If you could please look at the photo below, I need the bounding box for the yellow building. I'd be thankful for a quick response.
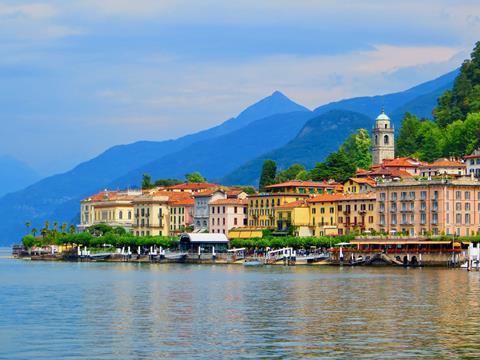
[336,193,377,235]
[133,191,194,236]
[275,200,312,236]
[247,193,310,228]
[307,194,338,236]
[306,192,377,236]
[343,177,376,194]
[79,189,142,232]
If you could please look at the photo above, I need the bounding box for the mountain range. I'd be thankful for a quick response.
[0,156,40,197]
[0,69,459,245]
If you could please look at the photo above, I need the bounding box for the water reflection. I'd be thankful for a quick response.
[1,250,480,359]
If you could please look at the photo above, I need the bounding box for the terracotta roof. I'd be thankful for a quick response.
[277,200,308,209]
[382,157,424,168]
[420,158,466,168]
[464,154,480,159]
[348,177,377,187]
[307,192,376,203]
[265,180,339,189]
[193,188,226,197]
[209,198,248,206]
[166,182,218,191]
[82,190,142,202]
[169,197,195,206]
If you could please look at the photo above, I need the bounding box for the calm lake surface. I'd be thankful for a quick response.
[1,248,480,359]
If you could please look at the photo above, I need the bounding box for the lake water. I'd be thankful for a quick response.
[1,248,480,359]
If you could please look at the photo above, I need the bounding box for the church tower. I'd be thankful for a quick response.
[372,109,394,165]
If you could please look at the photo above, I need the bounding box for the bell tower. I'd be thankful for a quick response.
[372,109,394,165]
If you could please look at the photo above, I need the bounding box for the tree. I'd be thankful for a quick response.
[31,228,38,237]
[154,178,182,187]
[142,173,154,189]
[275,164,305,183]
[259,160,277,191]
[25,221,31,232]
[69,225,76,234]
[185,172,206,183]
[339,128,372,170]
[310,150,356,183]
[61,223,67,234]
[434,41,480,127]
[416,121,443,162]
[396,113,422,157]
[295,170,311,181]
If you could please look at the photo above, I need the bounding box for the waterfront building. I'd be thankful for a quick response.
[247,193,310,228]
[132,191,193,236]
[343,177,376,193]
[419,158,466,178]
[465,149,480,177]
[79,189,142,232]
[275,200,312,236]
[377,177,480,237]
[193,189,227,232]
[169,197,194,234]
[209,198,248,236]
[307,194,338,236]
[336,193,376,235]
[179,233,229,254]
[307,193,376,236]
[371,110,395,165]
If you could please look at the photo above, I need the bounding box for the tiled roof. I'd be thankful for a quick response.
[265,180,339,189]
[209,198,248,206]
[421,158,466,168]
[276,200,308,209]
[348,177,377,187]
[382,157,423,167]
[193,188,226,197]
[307,192,376,203]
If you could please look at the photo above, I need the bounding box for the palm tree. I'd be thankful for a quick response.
[61,223,67,234]
[69,224,76,234]
[25,221,31,231]
[53,221,58,232]
[31,228,37,237]
[44,220,50,230]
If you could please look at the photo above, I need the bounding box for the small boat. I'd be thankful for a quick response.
[89,253,111,261]
[243,260,263,266]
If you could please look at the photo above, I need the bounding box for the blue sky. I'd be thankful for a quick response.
[0,0,479,175]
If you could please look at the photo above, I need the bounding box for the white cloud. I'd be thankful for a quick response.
[0,3,57,19]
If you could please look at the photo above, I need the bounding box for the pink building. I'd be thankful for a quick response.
[209,198,248,236]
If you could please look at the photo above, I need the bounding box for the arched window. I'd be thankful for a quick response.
[119,210,123,220]
[384,135,389,145]
[375,135,378,145]
[385,123,388,129]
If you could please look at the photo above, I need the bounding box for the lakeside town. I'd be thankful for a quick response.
[15,109,480,268]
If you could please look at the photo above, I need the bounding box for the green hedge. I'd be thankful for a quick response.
[230,235,355,250]
[22,233,179,249]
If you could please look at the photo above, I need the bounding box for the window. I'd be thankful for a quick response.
[234,218,238,226]
[312,208,317,214]
[466,213,471,224]
[212,207,215,214]
[456,191,461,200]
[456,213,461,224]
[384,134,389,145]
[234,207,237,214]
[119,211,123,220]
[391,192,397,201]
[465,191,471,200]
